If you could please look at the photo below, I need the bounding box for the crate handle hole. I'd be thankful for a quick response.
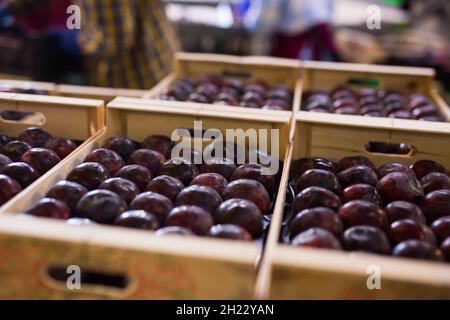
[365,141,416,157]
[46,266,130,290]
[0,110,46,126]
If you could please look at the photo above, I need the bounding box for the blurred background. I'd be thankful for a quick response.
[0,0,448,97]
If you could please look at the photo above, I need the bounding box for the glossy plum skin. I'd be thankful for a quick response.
[0,174,22,206]
[338,200,388,230]
[0,154,12,170]
[43,137,77,159]
[76,190,128,224]
[130,192,174,224]
[420,173,450,194]
[84,148,125,176]
[208,224,253,241]
[67,162,111,190]
[289,207,343,240]
[102,136,138,162]
[0,162,40,188]
[114,210,160,230]
[21,148,61,174]
[18,127,52,147]
[99,178,140,205]
[389,219,436,245]
[27,198,71,220]
[0,132,11,147]
[411,160,447,180]
[393,240,444,261]
[1,141,31,161]
[231,164,276,194]
[115,165,153,191]
[164,205,213,236]
[337,165,379,188]
[46,181,88,213]
[441,238,450,262]
[341,184,381,205]
[431,217,450,243]
[292,187,341,213]
[146,175,184,202]
[176,185,222,214]
[190,173,228,196]
[385,201,426,224]
[291,228,342,250]
[141,135,175,160]
[222,179,271,215]
[377,163,412,179]
[200,158,237,181]
[376,172,424,204]
[295,169,341,195]
[421,190,450,222]
[337,156,376,172]
[158,159,199,185]
[214,198,263,238]
[343,226,391,255]
[295,158,337,176]
[128,149,164,174]
[155,226,195,237]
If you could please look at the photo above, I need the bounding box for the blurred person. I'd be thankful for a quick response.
[76,0,179,89]
[243,0,336,60]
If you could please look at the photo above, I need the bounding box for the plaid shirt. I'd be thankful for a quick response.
[77,0,179,89]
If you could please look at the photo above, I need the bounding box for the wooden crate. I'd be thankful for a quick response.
[0,93,105,209]
[256,113,450,299]
[0,97,291,299]
[143,52,302,116]
[0,79,148,102]
[299,60,450,122]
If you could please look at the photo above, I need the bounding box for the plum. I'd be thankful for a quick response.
[18,127,52,147]
[230,164,276,194]
[146,175,184,202]
[176,185,222,214]
[389,219,436,245]
[294,169,341,195]
[289,207,343,240]
[46,180,88,213]
[222,179,271,215]
[0,132,11,146]
[0,174,22,206]
[76,190,127,224]
[343,226,391,255]
[294,158,337,176]
[0,162,40,188]
[337,156,376,172]
[214,198,263,238]
[0,154,12,170]
[164,205,213,236]
[99,178,140,205]
[84,148,125,176]
[200,158,236,181]
[377,162,412,179]
[421,190,450,222]
[208,224,253,241]
[21,148,61,174]
[190,173,228,196]
[102,136,138,162]
[27,198,71,220]
[141,135,175,160]
[114,210,160,230]
[116,165,153,191]
[158,159,199,185]
[420,173,450,194]
[411,160,447,180]
[376,172,424,204]
[292,186,341,213]
[291,228,342,250]
[431,216,450,243]
[337,165,379,188]
[342,184,381,205]
[43,136,77,159]
[128,149,164,174]
[338,200,388,230]
[1,141,31,161]
[385,201,426,224]
[130,192,174,224]
[67,162,111,190]
[393,240,444,261]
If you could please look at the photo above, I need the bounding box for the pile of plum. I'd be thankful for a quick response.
[157,75,293,111]
[303,87,444,121]
[0,128,77,206]
[25,135,279,242]
[286,156,450,263]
